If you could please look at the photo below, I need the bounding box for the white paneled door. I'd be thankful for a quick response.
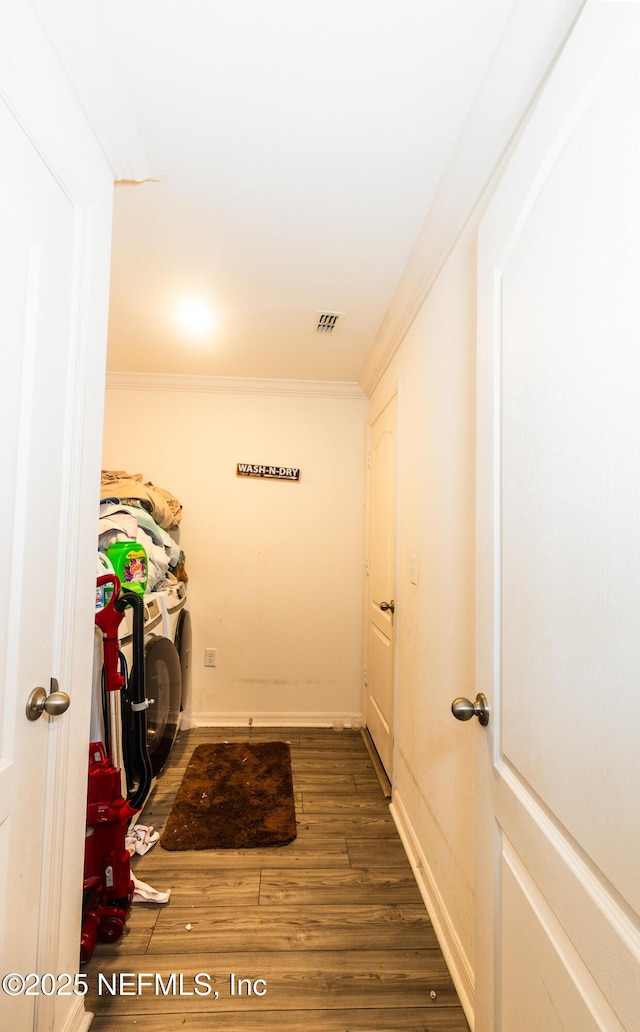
[0,94,88,1026]
[366,393,397,777]
[475,2,640,1029]
[0,10,115,1022]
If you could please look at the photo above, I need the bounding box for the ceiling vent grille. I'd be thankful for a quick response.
[314,311,345,336]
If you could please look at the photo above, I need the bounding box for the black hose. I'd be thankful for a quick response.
[100,665,110,758]
[116,590,153,810]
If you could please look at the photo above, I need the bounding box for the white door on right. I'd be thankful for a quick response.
[476,3,640,1029]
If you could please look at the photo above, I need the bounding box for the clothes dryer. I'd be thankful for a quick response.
[154,582,191,720]
[174,607,192,719]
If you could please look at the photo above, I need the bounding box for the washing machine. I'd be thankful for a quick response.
[119,593,182,781]
[153,582,192,723]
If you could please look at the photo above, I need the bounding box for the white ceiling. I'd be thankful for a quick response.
[100,0,517,383]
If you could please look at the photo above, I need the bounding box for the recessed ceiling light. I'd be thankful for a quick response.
[174,298,216,337]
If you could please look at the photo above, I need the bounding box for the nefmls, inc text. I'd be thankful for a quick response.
[97,972,214,996]
[96,972,268,997]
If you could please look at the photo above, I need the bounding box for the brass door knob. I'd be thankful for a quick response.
[451,693,489,726]
[26,678,71,721]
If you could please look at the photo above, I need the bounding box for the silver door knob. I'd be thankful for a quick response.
[451,693,489,726]
[26,678,71,721]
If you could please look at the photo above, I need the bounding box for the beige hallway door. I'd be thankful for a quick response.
[365,392,397,778]
[474,2,640,1028]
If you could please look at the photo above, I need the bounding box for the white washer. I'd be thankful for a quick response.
[154,582,191,721]
[154,581,187,640]
[120,593,164,652]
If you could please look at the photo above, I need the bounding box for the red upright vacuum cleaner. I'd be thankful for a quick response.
[80,574,153,963]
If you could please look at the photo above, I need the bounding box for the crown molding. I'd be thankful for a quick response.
[106,371,367,401]
[359,0,586,396]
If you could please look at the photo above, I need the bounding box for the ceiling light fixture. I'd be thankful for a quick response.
[174,297,216,337]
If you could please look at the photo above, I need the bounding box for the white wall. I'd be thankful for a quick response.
[370,217,479,1012]
[103,381,367,726]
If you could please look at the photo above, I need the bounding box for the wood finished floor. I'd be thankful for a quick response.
[85,727,470,1031]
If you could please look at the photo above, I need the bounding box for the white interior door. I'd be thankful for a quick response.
[0,95,94,1026]
[365,393,397,777]
[475,3,640,1029]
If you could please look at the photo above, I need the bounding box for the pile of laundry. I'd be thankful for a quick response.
[98,469,187,591]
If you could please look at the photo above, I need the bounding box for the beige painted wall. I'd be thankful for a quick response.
[369,217,479,999]
[103,384,367,725]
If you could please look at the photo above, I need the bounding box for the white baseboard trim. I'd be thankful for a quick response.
[181,711,363,730]
[61,1000,94,1032]
[390,791,475,1030]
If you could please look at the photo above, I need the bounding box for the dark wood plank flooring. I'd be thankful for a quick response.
[85,726,470,1031]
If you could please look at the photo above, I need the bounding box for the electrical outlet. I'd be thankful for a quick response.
[204,647,216,667]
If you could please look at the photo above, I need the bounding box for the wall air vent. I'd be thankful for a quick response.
[314,311,345,336]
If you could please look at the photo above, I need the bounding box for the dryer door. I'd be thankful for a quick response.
[144,635,181,777]
[175,608,192,713]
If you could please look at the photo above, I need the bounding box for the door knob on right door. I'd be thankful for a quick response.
[451,693,489,726]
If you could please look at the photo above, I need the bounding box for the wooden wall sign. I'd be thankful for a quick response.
[236,463,300,481]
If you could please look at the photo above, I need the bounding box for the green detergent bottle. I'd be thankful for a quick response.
[106,540,148,595]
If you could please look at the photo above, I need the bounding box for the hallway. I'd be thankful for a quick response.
[85,727,469,1030]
